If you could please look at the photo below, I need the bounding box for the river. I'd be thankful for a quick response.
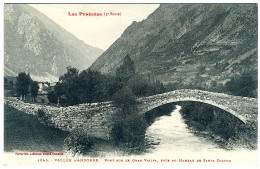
[145,105,220,153]
[130,105,257,166]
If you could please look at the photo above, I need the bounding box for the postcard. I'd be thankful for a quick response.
[2,2,258,167]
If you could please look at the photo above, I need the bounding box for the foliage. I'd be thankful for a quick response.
[30,81,39,102]
[116,54,135,85]
[64,130,94,156]
[76,70,107,104]
[37,109,45,118]
[224,73,257,98]
[50,54,168,106]
[15,72,32,100]
[180,102,215,129]
[112,87,139,113]
[47,90,58,104]
[4,77,8,89]
[4,77,15,96]
[36,109,50,126]
[111,112,147,153]
[52,67,115,106]
[54,82,65,105]
[180,101,257,149]
[111,87,147,153]
[59,66,79,83]
[145,103,175,125]
[110,55,151,153]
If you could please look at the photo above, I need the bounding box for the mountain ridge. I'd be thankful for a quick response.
[4,4,104,82]
[90,4,257,89]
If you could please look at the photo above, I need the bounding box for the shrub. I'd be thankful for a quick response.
[64,130,94,156]
[112,87,139,113]
[36,109,50,126]
[111,87,147,153]
[110,112,147,153]
[37,109,45,118]
[47,90,58,104]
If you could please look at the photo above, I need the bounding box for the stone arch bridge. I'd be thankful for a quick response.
[4,89,258,140]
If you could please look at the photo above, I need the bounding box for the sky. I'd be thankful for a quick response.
[29,4,160,50]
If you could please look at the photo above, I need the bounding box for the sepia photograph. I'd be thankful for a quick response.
[2,2,258,166]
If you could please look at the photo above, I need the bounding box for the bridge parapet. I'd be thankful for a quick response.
[138,89,258,124]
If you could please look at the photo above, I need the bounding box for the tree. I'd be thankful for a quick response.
[112,87,139,114]
[80,70,109,103]
[77,70,98,105]
[47,90,58,104]
[58,67,79,106]
[128,75,150,97]
[30,81,39,102]
[225,73,257,98]
[116,54,135,85]
[16,72,32,100]
[111,87,147,152]
[54,82,65,106]
[59,66,79,83]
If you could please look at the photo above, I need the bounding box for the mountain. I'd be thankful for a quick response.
[4,4,103,82]
[90,4,257,88]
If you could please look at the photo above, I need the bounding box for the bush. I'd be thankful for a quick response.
[224,73,257,98]
[47,90,58,104]
[180,102,215,129]
[64,130,94,156]
[180,102,257,149]
[37,109,45,118]
[110,112,147,153]
[36,109,52,127]
[111,87,147,154]
[112,87,139,113]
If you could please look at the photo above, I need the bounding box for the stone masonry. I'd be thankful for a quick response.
[4,89,258,140]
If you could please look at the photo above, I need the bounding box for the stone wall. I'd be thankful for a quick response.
[4,97,117,140]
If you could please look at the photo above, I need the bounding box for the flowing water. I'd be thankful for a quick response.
[137,105,257,165]
[145,105,220,153]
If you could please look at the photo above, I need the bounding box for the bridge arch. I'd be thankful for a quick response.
[140,98,246,124]
[137,89,258,124]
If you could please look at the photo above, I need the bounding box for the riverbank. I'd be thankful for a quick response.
[4,104,69,152]
[179,102,257,150]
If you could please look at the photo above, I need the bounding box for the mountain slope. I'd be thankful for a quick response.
[90,4,257,88]
[4,4,103,82]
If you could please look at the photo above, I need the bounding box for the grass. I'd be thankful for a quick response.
[4,104,69,152]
